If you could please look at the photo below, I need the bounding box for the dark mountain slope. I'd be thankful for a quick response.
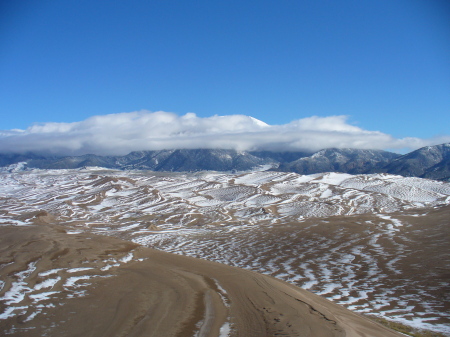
[277,148,399,175]
[145,149,273,172]
[117,150,176,170]
[1,144,449,181]
[248,151,312,163]
[117,149,278,171]
[0,149,278,172]
[0,152,55,167]
[382,143,450,181]
[28,154,117,169]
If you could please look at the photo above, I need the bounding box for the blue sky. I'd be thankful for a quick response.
[0,0,449,154]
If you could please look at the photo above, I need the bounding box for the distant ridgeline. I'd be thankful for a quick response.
[1,143,449,181]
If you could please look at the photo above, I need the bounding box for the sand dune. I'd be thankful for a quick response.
[0,215,403,337]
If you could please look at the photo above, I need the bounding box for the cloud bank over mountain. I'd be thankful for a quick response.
[1,111,448,155]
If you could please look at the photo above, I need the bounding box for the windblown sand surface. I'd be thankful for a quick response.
[0,216,404,336]
[1,170,449,335]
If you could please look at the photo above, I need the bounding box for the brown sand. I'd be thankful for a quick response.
[0,215,403,336]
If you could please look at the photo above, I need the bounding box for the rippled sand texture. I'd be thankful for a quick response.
[147,207,450,335]
[0,169,449,334]
[0,219,405,336]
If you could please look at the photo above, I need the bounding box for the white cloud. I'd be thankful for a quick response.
[0,110,448,155]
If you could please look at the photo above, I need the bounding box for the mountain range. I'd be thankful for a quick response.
[1,143,449,181]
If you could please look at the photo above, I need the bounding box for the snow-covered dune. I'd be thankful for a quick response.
[1,169,449,334]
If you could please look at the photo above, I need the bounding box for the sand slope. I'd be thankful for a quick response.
[0,216,403,337]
